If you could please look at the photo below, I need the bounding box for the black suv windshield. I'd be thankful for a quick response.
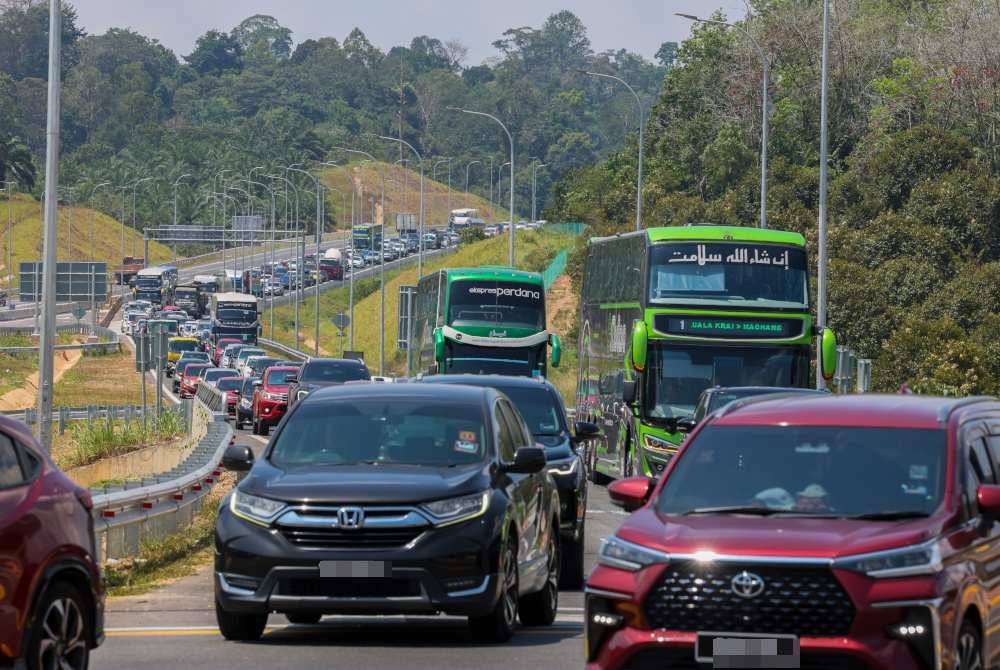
[270,399,488,468]
[492,385,565,436]
[656,426,946,517]
[301,361,370,383]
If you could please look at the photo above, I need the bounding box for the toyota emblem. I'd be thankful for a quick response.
[337,507,365,529]
[730,571,765,599]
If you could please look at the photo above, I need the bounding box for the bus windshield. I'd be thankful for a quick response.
[648,242,808,308]
[448,280,545,330]
[216,308,256,323]
[643,342,809,421]
[135,278,161,289]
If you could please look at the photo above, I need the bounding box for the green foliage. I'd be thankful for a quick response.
[64,408,186,469]
[0,133,35,187]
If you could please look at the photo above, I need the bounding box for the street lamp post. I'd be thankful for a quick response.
[172,174,191,267]
[87,181,111,327]
[57,186,76,260]
[531,162,548,223]
[130,177,153,261]
[286,166,322,353]
[583,70,645,231]
[465,161,480,205]
[379,136,425,277]
[676,13,769,228]
[817,0,831,388]
[433,158,451,232]
[332,148,387,375]
[449,107,515,266]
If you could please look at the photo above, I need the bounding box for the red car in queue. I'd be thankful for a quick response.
[215,377,244,418]
[212,337,241,366]
[0,415,104,670]
[586,393,1000,670]
[178,363,210,399]
[250,365,298,436]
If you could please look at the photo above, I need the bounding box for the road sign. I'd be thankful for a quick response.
[134,332,151,372]
[397,285,416,351]
[343,351,364,362]
[333,312,350,330]
[20,261,108,302]
[71,304,86,322]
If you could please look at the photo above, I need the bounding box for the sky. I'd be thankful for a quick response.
[69,0,749,64]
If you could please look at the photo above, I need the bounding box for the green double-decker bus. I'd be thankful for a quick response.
[576,225,836,480]
[409,267,561,377]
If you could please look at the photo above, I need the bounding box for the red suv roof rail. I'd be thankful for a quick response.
[937,396,996,424]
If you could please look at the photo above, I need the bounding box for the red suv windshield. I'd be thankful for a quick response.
[656,426,946,517]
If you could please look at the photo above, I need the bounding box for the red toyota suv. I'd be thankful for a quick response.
[0,415,104,669]
[179,363,210,399]
[212,337,241,366]
[587,394,1000,670]
[250,365,297,436]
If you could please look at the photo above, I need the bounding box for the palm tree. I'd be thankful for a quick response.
[0,135,36,189]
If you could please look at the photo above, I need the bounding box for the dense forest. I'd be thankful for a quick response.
[553,0,1000,395]
[0,1,671,231]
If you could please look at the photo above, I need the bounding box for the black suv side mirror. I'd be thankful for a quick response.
[622,380,638,404]
[572,420,601,446]
[676,416,697,434]
[503,446,546,474]
[222,444,254,472]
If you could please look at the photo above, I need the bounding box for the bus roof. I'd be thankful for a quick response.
[214,292,257,304]
[645,225,806,247]
[136,267,167,276]
[442,267,544,285]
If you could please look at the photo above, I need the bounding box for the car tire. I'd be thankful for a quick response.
[285,613,322,625]
[468,538,518,643]
[251,417,260,435]
[259,421,269,437]
[25,582,91,670]
[215,600,267,641]
[560,522,586,590]
[519,527,559,626]
[956,617,983,670]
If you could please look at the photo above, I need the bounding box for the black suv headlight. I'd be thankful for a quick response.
[421,491,489,527]
[230,489,287,527]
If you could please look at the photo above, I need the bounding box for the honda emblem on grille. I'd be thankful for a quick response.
[730,571,765,599]
[337,507,364,529]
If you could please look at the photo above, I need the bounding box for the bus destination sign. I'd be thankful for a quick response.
[654,315,802,339]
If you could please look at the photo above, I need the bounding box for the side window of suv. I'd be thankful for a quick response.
[963,435,996,519]
[502,400,533,449]
[0,433,25,488]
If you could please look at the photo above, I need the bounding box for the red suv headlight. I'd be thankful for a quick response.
[834,540,941,578]
[598,535,669,571]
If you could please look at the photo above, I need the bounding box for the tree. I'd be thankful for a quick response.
[0,1,85,80]
[231,14,292,65]
[0,134,36,188]
[185,30,243,76]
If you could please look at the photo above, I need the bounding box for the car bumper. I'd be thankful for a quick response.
[214,506,503,618]
[256,401,286,425]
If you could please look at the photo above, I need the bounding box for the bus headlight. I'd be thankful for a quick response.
[643,434,676,453]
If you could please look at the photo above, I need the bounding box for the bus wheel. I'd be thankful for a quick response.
[622,431,635,478]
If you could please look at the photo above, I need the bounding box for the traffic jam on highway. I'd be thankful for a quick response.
[5,219,997,670]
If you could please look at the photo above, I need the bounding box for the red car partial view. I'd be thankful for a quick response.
[0,415,104,669]
[179,363,210,399]
[250,365,297,436]
[215,377,243,418]
[212,337,241,366]
[586,394,1000,670]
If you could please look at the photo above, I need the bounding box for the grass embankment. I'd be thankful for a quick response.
[0,193,174,287]
[263,230,572,374]
[55,408,186,470]
[0,332,99,398]
[52,347,155,407]
[319,161,508,229]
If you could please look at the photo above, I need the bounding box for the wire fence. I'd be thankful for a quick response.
[541,249,568,290]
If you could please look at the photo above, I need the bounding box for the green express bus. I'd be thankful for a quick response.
[576,225,836,480]
[409,267,561,377]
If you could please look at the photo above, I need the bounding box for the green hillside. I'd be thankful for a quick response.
[0,194,174,287]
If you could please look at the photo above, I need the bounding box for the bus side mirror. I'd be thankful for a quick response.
[433,327,445,364]
[622,380,638,404]
[630,321,648,373]
[820,328,837,382]
[550,333,561,369]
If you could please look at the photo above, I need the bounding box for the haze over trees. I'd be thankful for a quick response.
[0,2,671,235]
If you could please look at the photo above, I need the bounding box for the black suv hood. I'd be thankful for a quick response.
[535,433,573,461]
[297,380,345,393]
[242,460,491,504]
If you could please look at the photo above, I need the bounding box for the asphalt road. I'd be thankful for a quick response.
[93,421,627,670]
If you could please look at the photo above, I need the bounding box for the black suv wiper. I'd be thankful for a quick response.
[843,510,931,520]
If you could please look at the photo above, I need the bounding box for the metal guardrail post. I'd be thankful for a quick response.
[856,358,873,393]
[58,407,67,435]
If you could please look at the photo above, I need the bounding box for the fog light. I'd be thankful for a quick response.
[894,624,926,636]
[591,613,622,627]
[886,606,935,670]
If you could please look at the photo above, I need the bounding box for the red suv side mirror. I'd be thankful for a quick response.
[977,485,1000,520]
[608,476,655,512]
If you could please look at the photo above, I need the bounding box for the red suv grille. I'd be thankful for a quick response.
[643,562,855,637]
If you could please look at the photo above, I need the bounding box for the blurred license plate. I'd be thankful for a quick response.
[696,632,799,668]
[318,561,391,578]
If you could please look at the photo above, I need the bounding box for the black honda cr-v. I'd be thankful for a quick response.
[216,383,562,642]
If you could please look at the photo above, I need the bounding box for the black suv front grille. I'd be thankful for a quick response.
[643,561,855,637]
[278,527,423,550]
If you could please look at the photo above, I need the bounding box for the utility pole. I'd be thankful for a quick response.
[465,161,480,208]
[379,136,424,276]
[37,0,62,450]
[172,174,191,268]
[532,162,548,222]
